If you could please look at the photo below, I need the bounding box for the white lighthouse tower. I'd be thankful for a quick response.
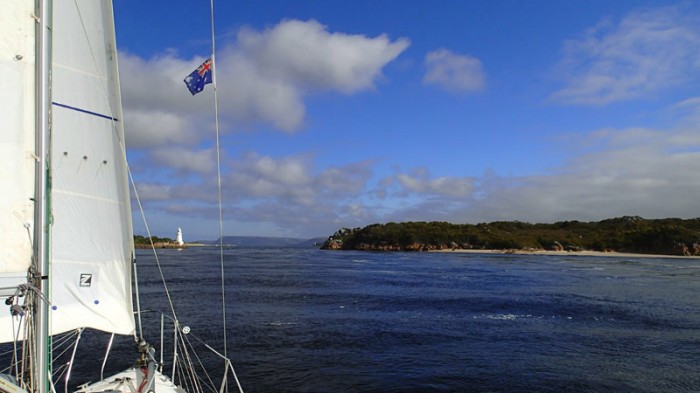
[175,227,184,246]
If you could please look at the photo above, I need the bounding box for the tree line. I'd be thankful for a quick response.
[321,216,700,256]
[134,235,174,245]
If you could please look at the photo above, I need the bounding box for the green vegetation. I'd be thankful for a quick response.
[134,235,174,246]
[321,216,700,256]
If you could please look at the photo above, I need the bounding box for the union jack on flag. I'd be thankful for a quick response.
[184,58,213,95]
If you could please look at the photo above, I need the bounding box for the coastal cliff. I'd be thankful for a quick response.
[321,217,700,257]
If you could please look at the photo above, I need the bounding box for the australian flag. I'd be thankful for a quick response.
[184,58,213,95]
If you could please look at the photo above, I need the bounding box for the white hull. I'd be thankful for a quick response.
[76,368,185,393]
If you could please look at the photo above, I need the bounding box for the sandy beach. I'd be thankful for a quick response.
[430,248,700,259]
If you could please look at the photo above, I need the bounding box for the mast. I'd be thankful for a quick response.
[34,0,52,391]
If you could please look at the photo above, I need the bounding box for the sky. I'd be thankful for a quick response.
[112,0,700,241]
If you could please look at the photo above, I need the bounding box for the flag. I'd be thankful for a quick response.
[184,58,213,95]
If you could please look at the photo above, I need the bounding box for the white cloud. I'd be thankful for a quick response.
[131,122,700,238]
[124,109,196,149]
[117,19,409,235]
[224,153,372,206]
[238,19,410,94]
[315,161,374,196]
[131,152,377,236]
[551,5,700,105]
[386,167,475,199]
[133,152,376,232]
[118,52,217,149]
[150,147,217,174]
[119,11,700,239]
[673,97,700,109]
[216,55,307,131]
[214,19,409,131]
[423,49,485,93]
[409,127,700,224]
[132,182,173,201]
[233,153,311,187]
[118,52,223,117]
[118,19,409,144]
[670,96,700,127]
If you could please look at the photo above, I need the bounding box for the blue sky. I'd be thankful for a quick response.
[113,1,700,241]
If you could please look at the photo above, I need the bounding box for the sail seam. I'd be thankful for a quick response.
[52,189,121,204]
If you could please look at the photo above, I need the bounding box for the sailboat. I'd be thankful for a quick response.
[0,2,239,393]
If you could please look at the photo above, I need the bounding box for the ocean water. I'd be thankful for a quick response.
[131,248,700,393]
[5,248,700,392]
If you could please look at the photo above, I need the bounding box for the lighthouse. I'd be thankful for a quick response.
[175,227,184,246]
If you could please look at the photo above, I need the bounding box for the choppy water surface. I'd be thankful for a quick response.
[127,248,700,392]
[6,248,692,392]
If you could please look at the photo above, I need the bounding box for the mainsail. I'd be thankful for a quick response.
[1,3,242,393]
[50,0,135,336]
[0,0,135,343]
[0,1,39,342]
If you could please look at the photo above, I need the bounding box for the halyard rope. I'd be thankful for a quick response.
[208,0,231,371]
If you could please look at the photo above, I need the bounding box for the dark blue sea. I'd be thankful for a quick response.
[126,247,700,393]
[6,248,700,392]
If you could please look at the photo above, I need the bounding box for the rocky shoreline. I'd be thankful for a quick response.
[430,248,700,259]
[321,239,700,258]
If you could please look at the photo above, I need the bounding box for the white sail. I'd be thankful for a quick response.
[49,1,135,336]
[0,2,38,343]
[2,3,241,393]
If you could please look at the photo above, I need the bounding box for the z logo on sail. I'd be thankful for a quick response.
[80,274,92,287]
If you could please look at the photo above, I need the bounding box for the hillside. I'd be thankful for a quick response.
[321,216,700,256]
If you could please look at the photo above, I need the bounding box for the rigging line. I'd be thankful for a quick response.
[176,334,203,393]
[63,328,84,393]
[128,168,181,327]
[180,335,216,393]
[209,0,228,362]
[187,333,244,393]
[132,255,143,340]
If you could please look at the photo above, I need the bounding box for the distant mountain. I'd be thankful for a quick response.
[198,236,326,248]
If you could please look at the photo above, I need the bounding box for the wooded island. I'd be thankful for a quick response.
[321,216,700,256]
